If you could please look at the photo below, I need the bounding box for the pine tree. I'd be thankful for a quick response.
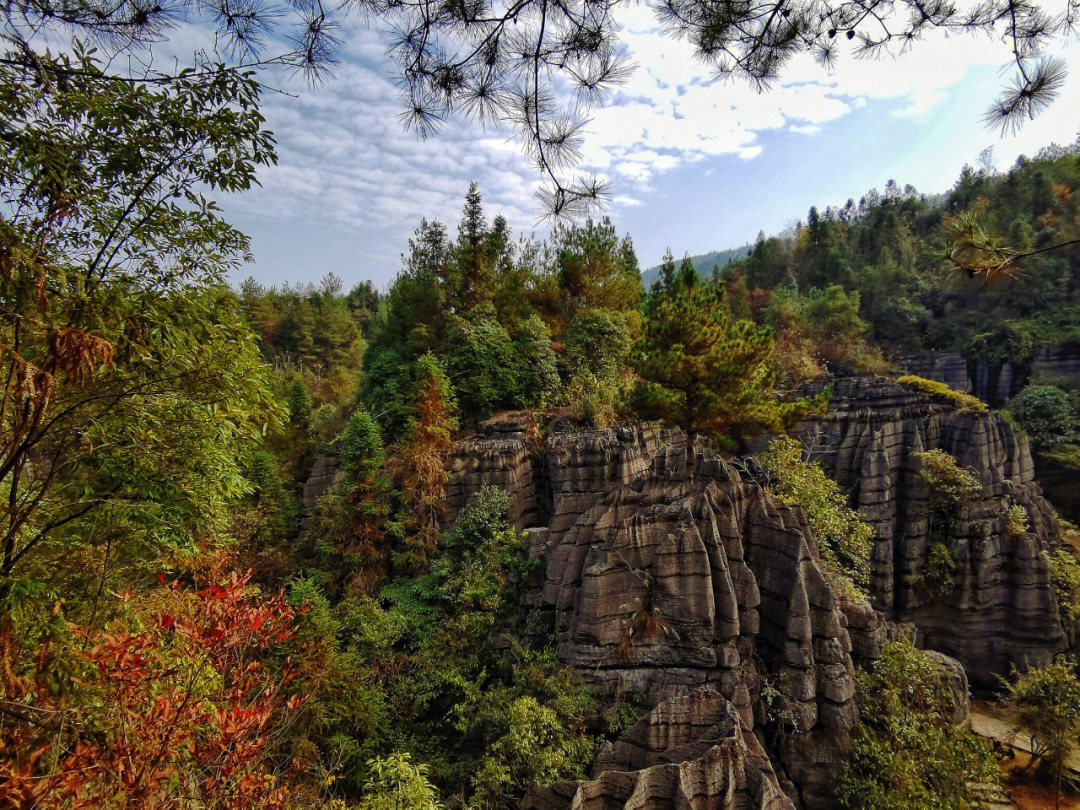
[630,277,817,446]
[390,354,456,573]
[457,183,494,311]
[339,409,390,592]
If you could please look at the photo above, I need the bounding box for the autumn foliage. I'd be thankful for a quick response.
[389,354,456,572]
[0,564,305,809]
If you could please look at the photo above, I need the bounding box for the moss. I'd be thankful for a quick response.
[896,375,987,411]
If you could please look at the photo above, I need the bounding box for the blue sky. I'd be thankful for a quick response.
[215,8,1080,289]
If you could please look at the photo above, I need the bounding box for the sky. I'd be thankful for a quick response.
[207,6,1080,290]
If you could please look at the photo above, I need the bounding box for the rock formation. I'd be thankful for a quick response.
[524,689,795,810]
[301,382,1070,807]
[446,419,862,808]
[795,377,1067,684]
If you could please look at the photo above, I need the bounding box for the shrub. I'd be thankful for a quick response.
[924,540,957,596]
[897,375,987,411]
[1005,503,1029,539]
[513,315,561,407]
[1044,545,1080,624]
[1010,384,1075,448]
[833,640,1000,810]
[360,753,442,810]
[756,436,873,593]
[914,449,981,511]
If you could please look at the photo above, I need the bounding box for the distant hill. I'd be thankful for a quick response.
[641,244,753,287]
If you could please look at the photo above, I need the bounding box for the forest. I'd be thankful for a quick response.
[5,0,1080,804]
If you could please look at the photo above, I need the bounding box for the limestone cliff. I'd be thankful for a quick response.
[445,420,863,809]
[302,390,1067,807]
[795,377,1067,684]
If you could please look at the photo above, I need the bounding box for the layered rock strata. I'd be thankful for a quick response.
[524,689,795,810]
[795,377,1067,684]
[446,420,861,808]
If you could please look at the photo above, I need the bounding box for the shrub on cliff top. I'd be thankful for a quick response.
[896,375,987,412]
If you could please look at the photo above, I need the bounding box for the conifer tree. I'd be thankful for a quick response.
[390,354,457,573]
[339,409,390,592]
[457,183,494,311]
[630,266,815,445]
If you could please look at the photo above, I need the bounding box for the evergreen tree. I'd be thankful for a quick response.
[630,276,814,446]
[456,183,494,311]
[390,354,457,572]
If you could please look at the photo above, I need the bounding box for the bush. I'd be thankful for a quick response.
[360,753,442,810]
[513,315,561,407]
[445,311,520,419]
[1044,544,1080,624]
[1010,384,1075,448]
[833,640,1000,810]
[914,449,981,511]
[756,436,873,593]
[897,375,987,412]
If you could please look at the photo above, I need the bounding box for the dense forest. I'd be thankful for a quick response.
[5,3,1080,801]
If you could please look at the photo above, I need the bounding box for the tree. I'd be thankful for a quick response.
[389,354,457,572]
[0,561,306,807]
[444,310,521,419]
[630,274,817,446]
[1010,385,1075,448]
[0,52,282,677]
[456,183,495,311]
[338,409,391,592]
[834,640,1000,810]
[1005,657,1080,810]
[7,0,1074,218]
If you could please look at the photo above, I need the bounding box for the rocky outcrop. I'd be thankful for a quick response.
[796,377,1067,685]
[302,387,1070,807]
[896,351,973,393]
[524,689,795,810]
[446,424,861,808]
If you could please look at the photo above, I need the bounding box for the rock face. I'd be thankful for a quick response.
[896,351,974,394]
[301,389,1070,807]
[446,420,862,809]
[795,377,1067,685]
[524,689,795,810]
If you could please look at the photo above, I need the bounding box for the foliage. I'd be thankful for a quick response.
[472,695,593,808]
[833,640,1000,810]
[281,488,594,807]
[1004,657,1080,805]
[915,450,982,512]
[0,49,283,686]
[389,355,456,573]
[896,376,988,412]
[1005,503,1029,538]
[1010,384,1076,448]
[336,410,390,593]
[0,561,305,807]
[1042,442,1080,470]
[756,437,873,592]
[630,272,821,446]
[360,753,442,810]
[924,540,958,596]
[513,316,561,409]
[1044,546,1080,625]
